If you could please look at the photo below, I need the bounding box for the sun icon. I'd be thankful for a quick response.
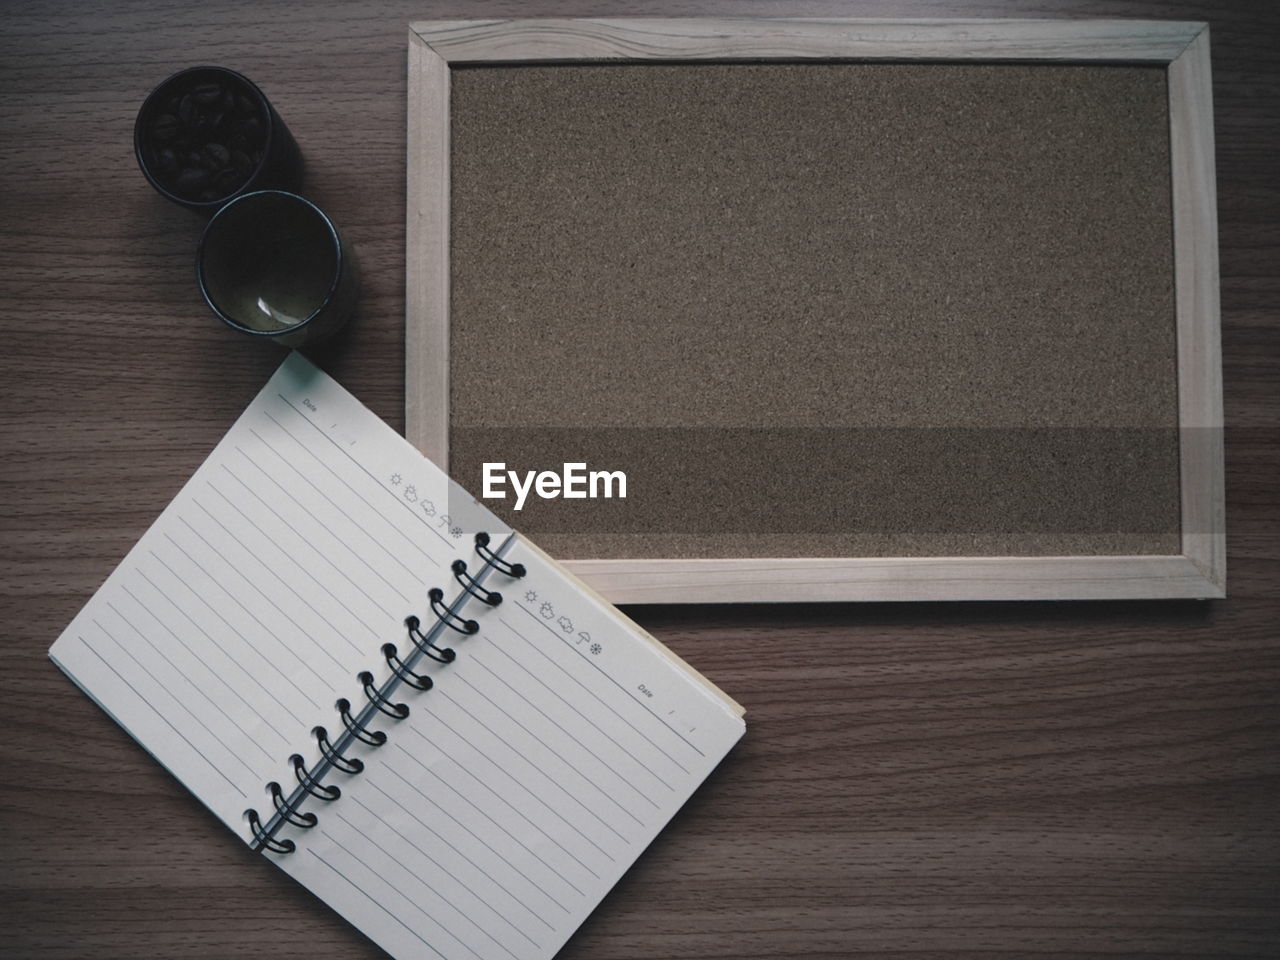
[525,590,538,603]
[390,473,402,485]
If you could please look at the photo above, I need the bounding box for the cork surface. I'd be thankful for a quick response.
[448,62,1180,558]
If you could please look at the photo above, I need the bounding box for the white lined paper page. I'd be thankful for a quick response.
[281,535,745,960]
[49,353,482,836]
[51,353,744,960]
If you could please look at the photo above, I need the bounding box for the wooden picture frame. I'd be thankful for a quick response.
[405,18,1223,604]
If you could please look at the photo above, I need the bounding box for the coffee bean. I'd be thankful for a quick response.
[213,167,243,192]
[156,147,178,174]
[151,113,179,141]
[204,142,230,168]
[143,73,283,200]
[192,81,221,105]
[175,166,211,195]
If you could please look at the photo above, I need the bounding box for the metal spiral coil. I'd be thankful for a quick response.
[452,559,503,606]
[244,530,525,854]
[475,531,527,578]
[383,642,433,690]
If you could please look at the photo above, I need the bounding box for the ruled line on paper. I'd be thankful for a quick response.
[275,396,454,549]
[234,443,407,616]
[203,479,381,649]
[356,779,558,933]
[399,724,603,881]
[189,497,365,663]
[502,615,692,774]
[335,805,537,958]
[261,407,443,568]
[308,848,447,960]
[130,570,312,727]
[513,602,706,757]
[79,634,247,797]
[221,459,390,633]
[178,512,362,667]
[118,582,291,749]
[465,653,663,809]
[431,687,628,849]
[92,619,260,782]
[143,552,323,714]
[483,638,676,791]
[106,601,276,766]
[383,754,577,910]
[450,671,649,826]
[329,814,511,960]
[247,425,423,586]
[159,534,337,689]
[325,829,488,959]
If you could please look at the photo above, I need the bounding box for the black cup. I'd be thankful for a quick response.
[197,191,359,348]
[135,66,302,213]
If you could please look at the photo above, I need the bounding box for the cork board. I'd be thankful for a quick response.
[407,19,1224,603]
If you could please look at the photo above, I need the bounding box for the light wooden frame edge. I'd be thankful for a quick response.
[406,18,1225,604]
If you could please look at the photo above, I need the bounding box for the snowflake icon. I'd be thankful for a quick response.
[590,643,602,656]
[390,473,402,486]
[525,590,538,603]
[539,601,555,620]
[403,484,418,502]
[557,615,574,634]
[450,526,463,539]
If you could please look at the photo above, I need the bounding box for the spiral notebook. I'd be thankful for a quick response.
[48,352,745,960]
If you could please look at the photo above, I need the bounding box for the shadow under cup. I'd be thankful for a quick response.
[197,191,358,347]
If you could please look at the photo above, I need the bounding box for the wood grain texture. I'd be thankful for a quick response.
[411,16,1204,62]
[1,1,1277,959]
[1168,27,1228,591]
[409,19,1222,602]
[562,555,1223,604]
[405,30,452,465]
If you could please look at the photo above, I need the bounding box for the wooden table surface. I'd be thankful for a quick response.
[2,2,1277,957]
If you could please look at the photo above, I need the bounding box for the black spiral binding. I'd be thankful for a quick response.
[406,615,457,663]
[315,726,364,774]
[452,559,503,606]
[269,781,317,827]
[245,531,524,854]
[383,643,433,690]
[475,531,526,578]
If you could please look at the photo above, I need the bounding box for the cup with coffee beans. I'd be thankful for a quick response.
[134,66,302,212]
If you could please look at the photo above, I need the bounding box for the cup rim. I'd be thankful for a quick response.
[196,190,344,338]
[134,65,277,211]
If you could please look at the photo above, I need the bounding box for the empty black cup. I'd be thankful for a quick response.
[197,191,358,347]
[135,66,302,212]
